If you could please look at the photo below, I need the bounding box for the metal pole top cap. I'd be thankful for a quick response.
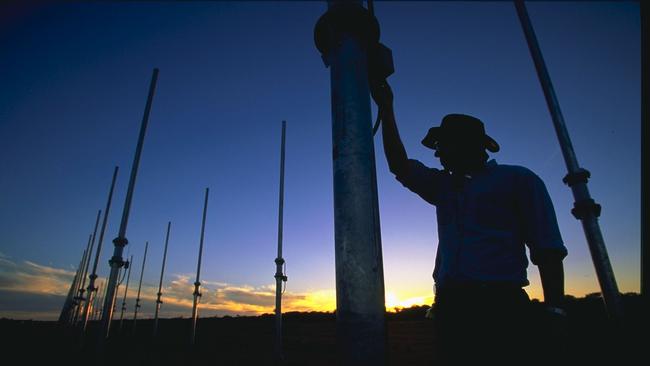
[314,3,380,56]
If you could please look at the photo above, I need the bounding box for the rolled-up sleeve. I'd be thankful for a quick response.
[395,159,442,206]
[519,170,568,265]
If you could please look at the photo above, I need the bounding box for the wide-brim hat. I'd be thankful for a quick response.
[421,113,500,153]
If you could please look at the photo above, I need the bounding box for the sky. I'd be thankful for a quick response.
[0,1,641,321]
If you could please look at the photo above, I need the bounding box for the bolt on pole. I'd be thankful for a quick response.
[153,221,171,337]
[132,241,148,336]
[514,0,623,321]
[191,188,209,345]
[314,2,387,365]
[274,120,288,364]
[81,166,119,334]
[101,68,159,339]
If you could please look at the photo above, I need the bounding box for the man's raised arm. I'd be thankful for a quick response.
[371,81,409,177]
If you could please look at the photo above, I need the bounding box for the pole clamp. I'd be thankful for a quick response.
[562,168,591,187]
[108,256,125,267]
[571,198,602,220]
[275,273,288,282]
[113,236,129,247]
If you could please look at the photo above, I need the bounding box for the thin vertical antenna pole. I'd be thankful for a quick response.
[191,188,209,345]
[74,210,102,325]
[153,221,171,337]
[81,166,119,333]
[514,0,623,321]
[641,0,648,299]
[102,68,159,339]
[274,121,288,363]
[119,255,133,333]
[132,241,148,336]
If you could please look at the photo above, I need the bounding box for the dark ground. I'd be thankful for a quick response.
[0,293,641,365]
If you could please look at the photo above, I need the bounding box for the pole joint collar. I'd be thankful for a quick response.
[113,236,129,247]
[563,168,591,187]
[571,198,602,220]
[108,256,125,268]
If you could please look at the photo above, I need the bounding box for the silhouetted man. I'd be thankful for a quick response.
[371,82,568,365]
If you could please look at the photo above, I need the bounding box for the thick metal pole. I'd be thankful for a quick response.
[274,121,288,363]
[514,0,623,320]
[81,166,118,334]
[132,242,148,335]
[119,255,133,333]
[641,0,648,299]
[101,68,159,339]
[314,2,386,365]
[191,188,209,345]
[74,210,102,325]
[153,221,171,337]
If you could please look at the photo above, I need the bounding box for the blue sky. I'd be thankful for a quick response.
[0,1,640,319]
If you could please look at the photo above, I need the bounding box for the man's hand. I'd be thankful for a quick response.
[370,79,393,109]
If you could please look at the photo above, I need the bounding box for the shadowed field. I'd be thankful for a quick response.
[0,293,641,365]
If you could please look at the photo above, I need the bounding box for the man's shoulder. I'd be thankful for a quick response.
[492,162,538,178]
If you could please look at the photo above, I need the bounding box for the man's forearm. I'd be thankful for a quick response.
[380,104,408,176]
[538,259,565,307]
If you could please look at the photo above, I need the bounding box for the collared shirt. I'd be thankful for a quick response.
[396,159,567,287]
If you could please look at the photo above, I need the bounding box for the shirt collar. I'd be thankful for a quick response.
[465,159,497,179]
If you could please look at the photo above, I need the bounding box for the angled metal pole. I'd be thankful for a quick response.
[514,0,623,321]
[60,247,87,324]
[153,221,171,337]
[101,68,159,339]
[70,237,91,324]
[81,166,119,333]
[314,2,386,365]
[133,242,148,336]
[118,255,133,333]
[191,188,209,345]
[274,120,288,363]
[74,210,102,325]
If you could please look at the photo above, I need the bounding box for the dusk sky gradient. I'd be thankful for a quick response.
[0,1,640,320]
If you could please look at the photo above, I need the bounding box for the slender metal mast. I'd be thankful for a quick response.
[514,0,623,321]
[70,237,91,324]
[74,210,102,325]
[132,241,148,335]
[274,121,288,363]
[191,188,209,344]
[314,2,387,365]
[81,166,119,333]
[641,0,648,300]
[101,68,159,338]
[153,221,171,337]
[119,255,133,333]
